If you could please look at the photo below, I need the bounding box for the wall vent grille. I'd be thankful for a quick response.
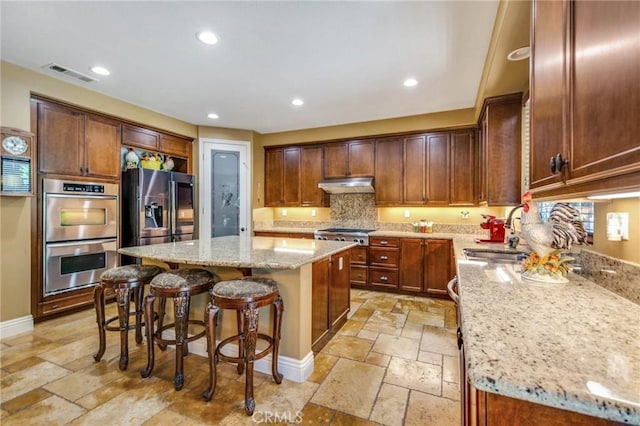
[42,63,97,83]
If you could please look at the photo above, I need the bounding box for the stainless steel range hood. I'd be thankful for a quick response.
[318,177,375,194]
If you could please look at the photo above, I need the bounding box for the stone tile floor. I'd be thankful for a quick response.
[0,289,460,425]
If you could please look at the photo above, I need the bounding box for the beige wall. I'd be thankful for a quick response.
[592,199,640,264]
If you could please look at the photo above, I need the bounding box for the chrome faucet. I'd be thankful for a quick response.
[505,204,525,231]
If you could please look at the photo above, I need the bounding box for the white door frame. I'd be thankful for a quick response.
[199,138,252,239]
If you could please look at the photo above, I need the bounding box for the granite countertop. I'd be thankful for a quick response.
[119,235,357,269]
[452,238,640,424]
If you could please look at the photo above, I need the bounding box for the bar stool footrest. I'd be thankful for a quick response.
[216,333,275,364]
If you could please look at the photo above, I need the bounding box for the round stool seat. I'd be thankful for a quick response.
[210,278,277,301]
[151,268,215,291]
[101,264,165,284]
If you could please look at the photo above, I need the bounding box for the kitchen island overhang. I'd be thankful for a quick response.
[119,235,357,383]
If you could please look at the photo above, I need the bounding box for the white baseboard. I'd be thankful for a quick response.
[0,315,34,340]
[162,330,314,383]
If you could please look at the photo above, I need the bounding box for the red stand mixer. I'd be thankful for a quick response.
[476,215,506,243]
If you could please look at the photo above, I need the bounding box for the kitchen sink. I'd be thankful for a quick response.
[463,248,529,263]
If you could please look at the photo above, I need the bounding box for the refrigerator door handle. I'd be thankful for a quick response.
[170,180,176,240]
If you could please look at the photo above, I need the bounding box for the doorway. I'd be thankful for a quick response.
[199,139,251,239]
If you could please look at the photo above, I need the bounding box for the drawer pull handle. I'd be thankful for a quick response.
[380,240,388,245]
[380,276,388,281]
[380,255,389,260]
[357,274,363,279]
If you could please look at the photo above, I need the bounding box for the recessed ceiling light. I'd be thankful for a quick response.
[291,98,304,106]
[507,46,530,61]
[207,113,219,119]
[90,66,110,76]
[403,78,418,87]
[197,31,219,45]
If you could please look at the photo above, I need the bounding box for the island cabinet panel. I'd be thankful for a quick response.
[36,100,120,179]
[324,140,374,178]
[450,130,477,205]
[403,133,450,205]
[374,137,403,205]
[300,145,327,206]
[530,0,640,197]
[311,250,351,352]
[478,94,522,205]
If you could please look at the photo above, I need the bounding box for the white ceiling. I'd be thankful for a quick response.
[1,1,499,134]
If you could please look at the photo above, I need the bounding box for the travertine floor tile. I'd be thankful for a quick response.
[254,379,318,415]
[2,395,85,425]
[400,321,424,340]
[143,407,203,425]
[365,352,391,368]
[349,307,374,322]
[0,339,61,367]
[307,352,338,384]
[361,296,398,312]
[370,383,409,426]
[43,365,123,402]
[418,350,443,366]
[442,381,460,401]
[337,318,365,336]
[332,411,382,425]
[0,387,52,414]
[407,310,445,328]
[392,299,431,313]
[371,334,420,360]
[38,335,97,366]
[404,390,460,426]
[0,361,70,403]
[419,325,457,356]
[69,377,172,425]
[321,335,373,362]
[384,357,441,396]
[1,355,46,374]
[311,358,384,419]
[442,354,459,384]
[299,402,335,424]
[357,329,379,340]
[363,310,406,336]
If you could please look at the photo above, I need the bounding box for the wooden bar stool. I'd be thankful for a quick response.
[93,264,165,370]
[203,277,284,415]
[141,268,219,390]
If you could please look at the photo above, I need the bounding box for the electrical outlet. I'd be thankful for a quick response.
[311,209,316,217]
[404,210,410,218]
[282,209,287,217]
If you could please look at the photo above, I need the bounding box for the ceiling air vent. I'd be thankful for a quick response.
[42,63,98,83]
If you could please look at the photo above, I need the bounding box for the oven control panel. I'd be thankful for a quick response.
[63,182,105,193]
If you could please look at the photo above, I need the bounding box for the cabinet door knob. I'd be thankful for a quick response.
[550,153,569,174]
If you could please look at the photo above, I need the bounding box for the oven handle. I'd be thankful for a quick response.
[45,193,117,200]
[45,238,117,249]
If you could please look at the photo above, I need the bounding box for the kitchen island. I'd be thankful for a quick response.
[119,235,357,382]
[453,238,640,425]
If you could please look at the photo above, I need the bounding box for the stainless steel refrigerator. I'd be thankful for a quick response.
[121,168,195,264]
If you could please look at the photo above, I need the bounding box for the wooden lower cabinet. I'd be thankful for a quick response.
[311,250,351,352]
[349,246,368,288]
[399,238,454,297]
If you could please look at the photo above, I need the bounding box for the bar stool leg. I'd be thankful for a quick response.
[93,284,106,362]
[243,302,259,415]
[115,287,131,370]
[134,285,145,344]
[236,310,245,375]
[173,294,190,391]
[157,297,168,351]
[202,302,220,401]
[141,293,156,379]
[271,295,284,384]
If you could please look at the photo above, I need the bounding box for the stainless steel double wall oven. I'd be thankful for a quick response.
[43,178,118,296]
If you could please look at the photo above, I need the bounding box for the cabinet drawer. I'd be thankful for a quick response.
[350,265,368,284]
[370,236,399,248]
[350,246,368,264]
[369,247,399,267]
[369,268,398,288]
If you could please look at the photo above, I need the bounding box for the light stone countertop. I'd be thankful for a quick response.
[452,237,640,424]
[118,235,357,269]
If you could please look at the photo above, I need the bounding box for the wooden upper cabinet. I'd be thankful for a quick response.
[530,0,640,195]
[403,133,450,205]
[264,147,300,206]
[300,145,327,206]
[37,101,120,179]
[479,94,522,205]
[324,140,374,178]
[122,125,159,151]
[530,0,566,189]
[84,114,121,179]
[450,130,476,205]
[374,137,403,205]
[160,134,191,158]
